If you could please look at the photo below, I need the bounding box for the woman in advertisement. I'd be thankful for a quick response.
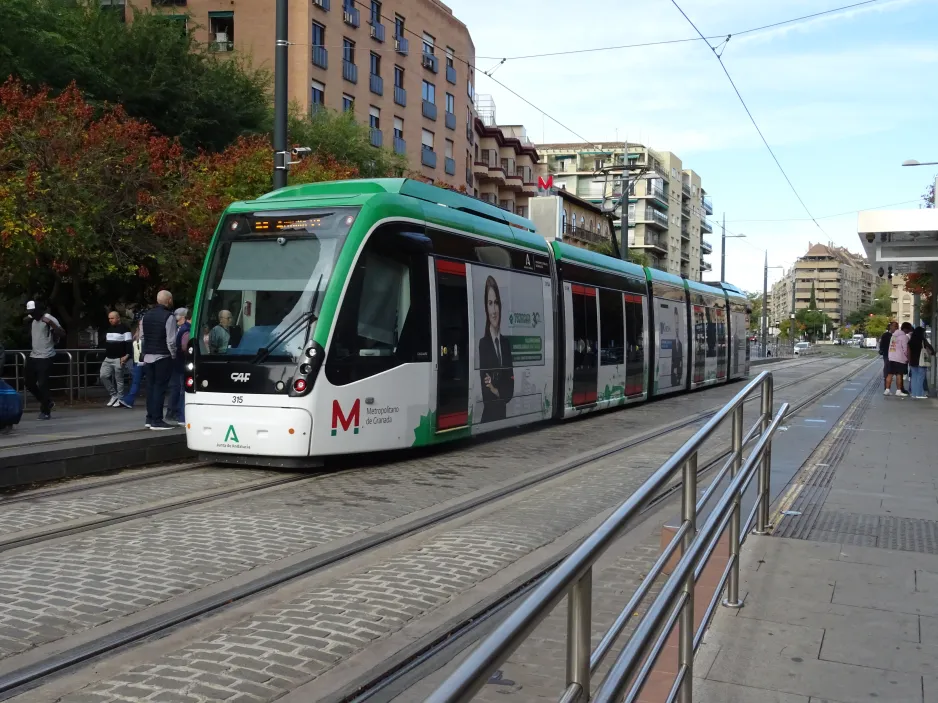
[479,275,514,422]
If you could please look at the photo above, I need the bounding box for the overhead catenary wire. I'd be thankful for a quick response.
[727,199,922,223]
[475,0,884,62]
[668,0,827,237]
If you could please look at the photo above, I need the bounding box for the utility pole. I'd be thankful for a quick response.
[762,251,769,358]
[720,213,726,281]
[790,270,797,353]
[272,0,289,190]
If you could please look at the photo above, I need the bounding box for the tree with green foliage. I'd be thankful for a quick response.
[866,314,889,340]
[838,325,853,340]
[0,0,271,152]
[795,306,830,342]
[808,281,817,310]
[747,292,762,333]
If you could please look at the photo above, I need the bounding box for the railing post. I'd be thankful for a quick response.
[678,452,697,703]
[722,406,744,609]
[566,567,592,701]
[753,377,774,535]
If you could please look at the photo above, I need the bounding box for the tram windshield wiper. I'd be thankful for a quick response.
[252,275,323,365]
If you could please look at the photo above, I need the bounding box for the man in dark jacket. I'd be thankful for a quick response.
[879,321,898,390]
[166,308,191,426]
[139,290,177,431]
[100,311,133,407]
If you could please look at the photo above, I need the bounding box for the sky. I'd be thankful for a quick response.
[444,0,938,294]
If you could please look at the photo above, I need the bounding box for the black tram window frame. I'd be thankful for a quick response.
[324,223,432,386]
[624,293,646,396]
[598,288,624,366]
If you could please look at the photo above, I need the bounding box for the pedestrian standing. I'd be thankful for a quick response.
[885,321,913,397]
[908,326,935,399]
[166,308,190,426]
[139,290,177,431]
[25,300,64,420]
[99,311,133,407]
[879,321,897,391]
[121,322,145,408]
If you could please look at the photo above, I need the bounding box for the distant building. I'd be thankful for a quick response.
[769,243,882,329]
[536,142,713,280]
[891,274,915,325]
[529,189,615,251]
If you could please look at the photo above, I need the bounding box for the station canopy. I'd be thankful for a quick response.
[857,208,938,275]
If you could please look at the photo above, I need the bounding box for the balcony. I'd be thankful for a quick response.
[342,60,357,83]
[701,218,713,233]
[369,21,385,42]
[703,195,713,215]
[394,35,409,56]
[634,235,667,255]
[312,46,328,69]
[369,73,383,95]
[422,52,439,73]
[701,239,713,254]
[702,260,713,272]
[681,182,691,197]
[444,157,455,175]
[312,0,329,9]
[564,224,606,246]
[446,64,456,84]
[681,226,690,240]
[681,251,690,263]
[472,160,489,178]
[681,202,690,218]
[393,136,406,155]
[444,111,456,130]
[643,184,669,208]
[421,147,437,168]
[342,5,360,27]
[640,208,669,230]
[394,85,406,106]
[369,128,382,148]
[422,100,437,120]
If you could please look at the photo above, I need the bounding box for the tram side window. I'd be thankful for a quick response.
[325,230,431,386]
[571,285,598,405]
[598,288,624,366]
[624,295,645,395]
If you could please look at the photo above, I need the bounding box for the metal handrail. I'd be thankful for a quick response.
[1,348,126,408]
[427,371,787,703]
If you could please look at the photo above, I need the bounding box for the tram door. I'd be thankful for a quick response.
[571,285,598,406]
[434,259,470,431]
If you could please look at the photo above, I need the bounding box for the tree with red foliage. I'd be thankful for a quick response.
[905,272,934,321]
[0,79,187,344]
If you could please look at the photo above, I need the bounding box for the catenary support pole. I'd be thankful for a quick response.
[273,0,289,190]
[720,213,726,281]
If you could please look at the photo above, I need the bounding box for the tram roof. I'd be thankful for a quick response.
[550,241,647,280]
[686,278,728,301]
[646,267,687,290]
[239,178,548,252]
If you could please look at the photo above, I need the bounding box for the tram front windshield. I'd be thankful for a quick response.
[197,208,359,363]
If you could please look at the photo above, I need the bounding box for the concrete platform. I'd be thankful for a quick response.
[0,405,191,488]
[696,371,938,702]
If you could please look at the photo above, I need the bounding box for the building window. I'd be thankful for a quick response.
[312,21,325,47]
[446,47,455,70]
[394,65,404,87]
[445,93,455,114]
[369,106,380,129]
[343,94,354,112]
[394,14,405,38]
[208,11,234,51]
[422,32,435,55]
[343,38,355,64]
[422,129,434,150]
[394,117,404,140]
[467,77,474,100]
[370,51,380,76]
[311,80,325,107]
[422,80,435,103]
[370,0,381,22]
[445,139,454,159]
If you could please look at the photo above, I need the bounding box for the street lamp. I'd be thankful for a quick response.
[901,159,938,207]
[721,231,746,282]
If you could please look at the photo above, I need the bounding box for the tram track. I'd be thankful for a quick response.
[0,355,872,700]
[0,356,841,556]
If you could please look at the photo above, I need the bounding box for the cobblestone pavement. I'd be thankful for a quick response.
[53,435,682,703]
[0,358,856,692]
[0,468,282,538]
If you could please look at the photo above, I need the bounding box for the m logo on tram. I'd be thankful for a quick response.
[332,399,360,436]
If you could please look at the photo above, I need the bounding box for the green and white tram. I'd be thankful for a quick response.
[185,179,750,466]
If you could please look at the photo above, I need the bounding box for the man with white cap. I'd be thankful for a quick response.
[25,300,64,420]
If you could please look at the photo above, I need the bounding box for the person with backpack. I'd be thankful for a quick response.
[166,308,190,426]
[25,300,64,420]
[908,326,935,399]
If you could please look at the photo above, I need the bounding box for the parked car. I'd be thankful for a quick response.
[794,342,811,355]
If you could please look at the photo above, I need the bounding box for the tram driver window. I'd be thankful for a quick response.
[325,229,430,386]
[624,295,645,395]
[598,288,624,366]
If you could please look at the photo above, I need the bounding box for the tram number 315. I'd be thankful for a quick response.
[231,395,244,404]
